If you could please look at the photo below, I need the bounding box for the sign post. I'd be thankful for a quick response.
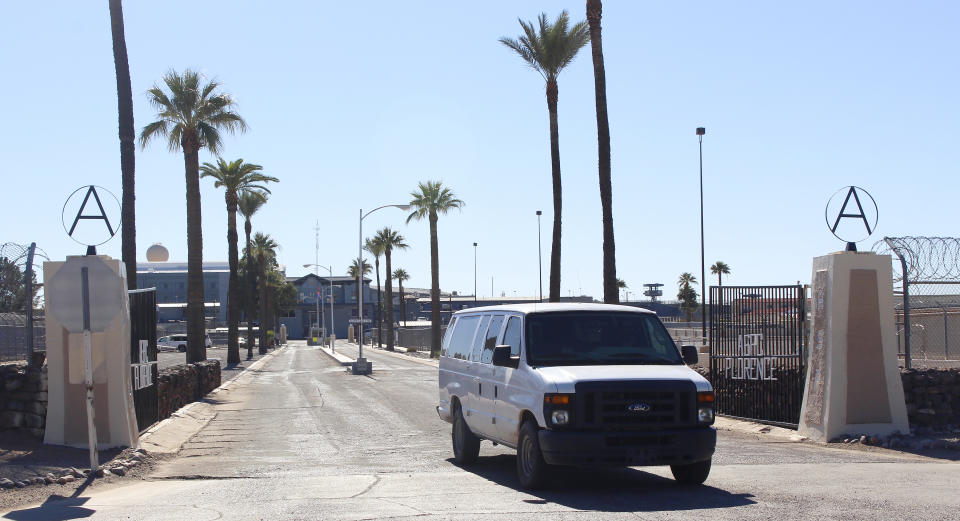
[80,267,100,472]
[348,318,373,375]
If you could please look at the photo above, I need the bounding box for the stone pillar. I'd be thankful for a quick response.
[799,251,909,442]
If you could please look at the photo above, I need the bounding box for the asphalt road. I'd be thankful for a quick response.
[5,341,960,520]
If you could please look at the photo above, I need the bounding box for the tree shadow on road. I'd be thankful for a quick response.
[451,454,755,513]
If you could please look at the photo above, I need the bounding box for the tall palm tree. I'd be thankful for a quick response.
[586,0,617,304]
[238,190,267,359]
[347,258,372,341]
[393,268,410,327]
[251,232,278,354]
[109,0,137,290]
[139,69,246,363]
[616,277,627,301]
[406,180,464,357]
[375,228,409,351]
[710,261,731,287]
[201,159,277,364]
[364,237,385,348]
[500,11,589,302]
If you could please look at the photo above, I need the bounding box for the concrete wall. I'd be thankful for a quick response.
[0,362,47,438]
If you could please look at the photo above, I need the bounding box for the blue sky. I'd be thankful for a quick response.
[1,1,957,300]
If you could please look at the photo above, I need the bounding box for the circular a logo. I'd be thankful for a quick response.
[627,402,651,414]
[61,185,122,247]
[824,186,878,244]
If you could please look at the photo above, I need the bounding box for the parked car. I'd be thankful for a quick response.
[437,303,715,489]
[158,334,213,352]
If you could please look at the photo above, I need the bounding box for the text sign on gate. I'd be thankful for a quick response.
[348,318,372,324]
[46,256,125,333]
[721,334,779,381]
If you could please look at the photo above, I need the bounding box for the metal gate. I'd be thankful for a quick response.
[709,285,807,427]
[129,288,158,432]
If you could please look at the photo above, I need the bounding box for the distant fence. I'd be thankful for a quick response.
[0,313,45,363]
[0,242,48,363]
[874,237,960,368]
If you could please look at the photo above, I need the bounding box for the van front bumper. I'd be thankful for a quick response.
[538,426,716,467]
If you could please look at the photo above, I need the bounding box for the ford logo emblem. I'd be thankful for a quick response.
[627,402,651,413]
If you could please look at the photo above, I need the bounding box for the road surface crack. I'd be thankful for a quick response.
[350,475,383,498]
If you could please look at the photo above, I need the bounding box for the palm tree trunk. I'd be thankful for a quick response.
[110,0,137,290]
[429,211,441,356]
[399,280,406,327]
[546,77,563,302]
[258,253,267,354]
[225,191,240,364]
[375,257,382,348]
[384,249,395,352]
[588,0,618,304]
[244,218,255,359]
[182,133,206,363]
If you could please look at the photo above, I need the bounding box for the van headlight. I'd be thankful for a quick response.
[697,391,715,425]
[543,393,575,429]
[551,410,570,425]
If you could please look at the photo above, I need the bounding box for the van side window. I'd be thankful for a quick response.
[440,317,458,357]
[503,316,522,357]
[469,315,492,362]
[447,316,480,360]
[480,315,505,364]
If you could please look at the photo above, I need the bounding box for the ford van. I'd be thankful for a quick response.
[436,303,716,488]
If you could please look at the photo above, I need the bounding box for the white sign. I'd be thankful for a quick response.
[46,256,125,333]
[348,318,372,324]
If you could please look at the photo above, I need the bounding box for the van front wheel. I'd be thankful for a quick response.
[452,406,480,465]
[670,458,711,485]
[516,421,549,489]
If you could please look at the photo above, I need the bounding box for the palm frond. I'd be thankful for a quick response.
[138,120,168,149]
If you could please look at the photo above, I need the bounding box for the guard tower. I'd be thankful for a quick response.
[643,283,663,302]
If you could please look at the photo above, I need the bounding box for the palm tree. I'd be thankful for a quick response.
[677,272,699,323]
[710,261,731,287]
[109,0,137,290]
[139,69,246,363]
[364,237,385,348]
[616,277,627,301]
[586,0,617,304]
[501,11,589,302]
[347,258,372,341]
[201,159,277,364]
[251,233,278,354]
[375,228,409,351]
[238,190,267,359]
[406,180,464,357]
[393,268,410,327]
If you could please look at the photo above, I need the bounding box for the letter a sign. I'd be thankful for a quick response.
[61,185,122,247]
[824,186,878,246]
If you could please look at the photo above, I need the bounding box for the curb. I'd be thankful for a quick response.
[318,345,354,366]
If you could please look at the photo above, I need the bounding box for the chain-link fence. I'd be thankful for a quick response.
[0,242,47,363]
[873,237,960,368]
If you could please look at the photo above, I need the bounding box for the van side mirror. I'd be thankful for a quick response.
[681,344,699,365]
[492,345,519,368]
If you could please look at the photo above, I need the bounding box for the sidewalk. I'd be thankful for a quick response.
[0,344,288,511]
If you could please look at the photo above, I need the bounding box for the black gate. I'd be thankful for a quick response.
[709,285,807,427]
[129,288,158,432]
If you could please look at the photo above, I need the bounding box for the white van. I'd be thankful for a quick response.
[437,303,716,488]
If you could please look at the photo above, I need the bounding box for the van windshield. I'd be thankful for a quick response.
[525,312,683,366]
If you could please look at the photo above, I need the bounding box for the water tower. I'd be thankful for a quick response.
[146,243,169,262]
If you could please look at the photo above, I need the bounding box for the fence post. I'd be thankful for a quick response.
[25,242,36,364]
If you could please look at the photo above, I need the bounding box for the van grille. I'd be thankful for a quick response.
[576,380,697,430]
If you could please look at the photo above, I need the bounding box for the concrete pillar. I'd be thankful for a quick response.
[43,255,139,449]
[799,251,909,442]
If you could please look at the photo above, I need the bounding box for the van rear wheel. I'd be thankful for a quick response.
[516,421,549,489]
[452,406,480,465]
[670,458,711,485]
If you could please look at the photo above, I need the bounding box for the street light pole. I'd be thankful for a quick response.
[536,210,543,302]
[697,127,706,347]
[473,242,477,306]
[357,204,410,371]
[303,261,334,348]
